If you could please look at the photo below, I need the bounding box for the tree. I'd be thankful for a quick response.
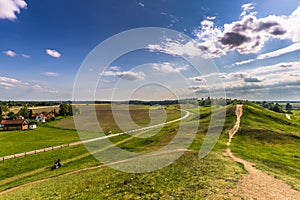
[59,103,69,117]
[286,103,292,112]
[7,112,17,120]
[18,106,30,119]
[272,103,283,113]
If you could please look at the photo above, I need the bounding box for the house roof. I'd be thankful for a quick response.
[0,119,28,125]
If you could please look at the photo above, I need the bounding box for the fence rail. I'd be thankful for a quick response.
[0,142,83,162]
[0,110,189,162]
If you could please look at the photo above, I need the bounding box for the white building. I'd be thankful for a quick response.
[35,115,46,123]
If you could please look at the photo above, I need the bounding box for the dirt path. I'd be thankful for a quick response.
[226,104,300,200]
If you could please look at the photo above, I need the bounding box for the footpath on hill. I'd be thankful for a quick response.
[225,104,300,200]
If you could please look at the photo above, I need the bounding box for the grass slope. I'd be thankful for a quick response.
[231,103,300,190]
[0,127,79,157]
[0,105,246,199]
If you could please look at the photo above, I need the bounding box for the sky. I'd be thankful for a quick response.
[0,0,300,101]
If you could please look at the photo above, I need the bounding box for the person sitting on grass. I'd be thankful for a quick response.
[51,159,63,170]
[55,158,62,168]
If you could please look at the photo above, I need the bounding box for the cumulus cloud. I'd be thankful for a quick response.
[152,62,188,73]
[41,72,59,77]
[193,4,300,57]
[0,0,27,20]
[46,49,61,58]
[3,50,16,57]
[102,70,145,81]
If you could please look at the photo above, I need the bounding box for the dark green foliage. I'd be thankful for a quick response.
[18,106,30,119]
[7,112,17,120]
[59,103,80,117]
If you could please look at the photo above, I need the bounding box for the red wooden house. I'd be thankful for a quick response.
[0,119,29,131]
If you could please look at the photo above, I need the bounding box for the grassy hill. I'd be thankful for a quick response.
[0,103,299,199]
[0,104,247,199]
[231,102,300,190]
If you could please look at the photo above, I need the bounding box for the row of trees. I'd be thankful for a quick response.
[0,103,80,121]
[258,101,293,113]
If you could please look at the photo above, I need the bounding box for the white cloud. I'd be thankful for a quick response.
[0,76,27,89]
[46,49,61,58]
[228,59,255,68]
[190,60,300,99]
[3,50,16,57]
[148,40,204,57]
[240,3,256,18]
[257,42,300,60]
[0,0,27,20]
[21,53,30,58]
[102,70,145,81]
[31,84,58,93]
[138,2,144,7]
[152,62,188,73]
[41,72,59,77]
[193,4,300,57]
[109,66,121,71]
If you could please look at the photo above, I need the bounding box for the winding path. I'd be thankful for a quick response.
[226,104,300,200]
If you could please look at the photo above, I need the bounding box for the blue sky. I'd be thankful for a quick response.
[0,0,300,101]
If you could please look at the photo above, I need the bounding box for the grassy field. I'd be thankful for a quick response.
[1,103,299,198]
[0,127,79,157]
[0,104,248,199]
[0,151,244,200]
[231,103,300,190]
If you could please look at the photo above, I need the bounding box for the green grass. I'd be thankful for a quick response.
[0,126,79,157]
[0,104,247,199]
[0,151,245,200]
[231,102,300,190]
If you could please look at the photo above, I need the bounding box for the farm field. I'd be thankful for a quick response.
[54,104,182,132]
[8,105,59,114]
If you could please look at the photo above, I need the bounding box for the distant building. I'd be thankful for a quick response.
[35,115,46,123]
[29,124,37,130]
[0,119,29,131]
